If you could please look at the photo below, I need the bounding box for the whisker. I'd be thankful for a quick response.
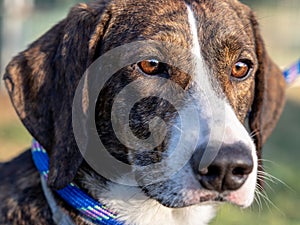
[256,190,284,216]
[257,170,294,192]
[255,191,270,210]
[258,158,275,163]
[257,175,275,192]
[254,188,263,211]
[249,128,260,138]
[257,173,277,184]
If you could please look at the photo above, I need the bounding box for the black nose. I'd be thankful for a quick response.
[197,144,253,192]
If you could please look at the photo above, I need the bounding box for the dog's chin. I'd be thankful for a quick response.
[145,189,253,209]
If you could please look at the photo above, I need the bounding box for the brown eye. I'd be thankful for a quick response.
[231,61,251,79]
[138,59,167,76]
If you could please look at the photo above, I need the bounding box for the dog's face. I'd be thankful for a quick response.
[4,0,285,212]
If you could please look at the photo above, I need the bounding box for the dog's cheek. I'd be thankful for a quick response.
[225,77,255,122]
[132,114,182,167]
[237,78,255,120]
[95,67,180,165]
[94,68,137,163]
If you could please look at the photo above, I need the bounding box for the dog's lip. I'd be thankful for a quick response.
[147,190,246,209]
[207,192,247,207]
[142,186,247,208]
[203,191,246,207]
[182,190,247,208]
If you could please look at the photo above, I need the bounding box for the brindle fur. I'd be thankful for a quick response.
[1,0,285,224]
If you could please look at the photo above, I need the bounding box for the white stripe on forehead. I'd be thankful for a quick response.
[187,5,201,59]
[186,4,209,88]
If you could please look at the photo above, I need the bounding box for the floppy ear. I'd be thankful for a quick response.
[3,2,112,189]
[248,13,286,166]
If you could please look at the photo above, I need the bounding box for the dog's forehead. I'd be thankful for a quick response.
[194,1,256,59]
[104,0,190,50]
[105,0,254,51]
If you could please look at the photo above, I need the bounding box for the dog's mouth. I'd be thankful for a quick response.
[141,168,257,209]
[143,188,252,209]
[190,190,251,208]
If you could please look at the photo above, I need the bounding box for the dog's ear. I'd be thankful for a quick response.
[248,13,286,160]
[3,3,112,189]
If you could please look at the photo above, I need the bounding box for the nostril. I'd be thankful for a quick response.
[206,166,220,177]
[200,166,221,177]
[232,167,247,177]
[199,165,224,191]
[232,159,253,176]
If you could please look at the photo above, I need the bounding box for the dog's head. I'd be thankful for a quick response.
[4,0,285,209]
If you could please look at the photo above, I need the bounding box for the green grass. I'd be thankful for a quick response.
[0,122,31,145]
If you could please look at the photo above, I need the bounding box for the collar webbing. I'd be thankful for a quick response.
[283,59,300,84]
[31,140,124,225]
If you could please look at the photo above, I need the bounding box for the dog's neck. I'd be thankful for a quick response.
[78,169,216,225]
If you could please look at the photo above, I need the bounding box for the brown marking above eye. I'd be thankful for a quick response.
[138,59,168,76]
[231,61,251,79]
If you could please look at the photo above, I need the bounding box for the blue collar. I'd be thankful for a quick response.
[283,59,300,84]
[31,140,124,225]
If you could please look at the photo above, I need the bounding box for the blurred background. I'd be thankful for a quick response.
[0,0,299,224]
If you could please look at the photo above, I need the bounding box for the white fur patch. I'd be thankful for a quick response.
[187,5,201,59]
[97,181,216,225]
[186,4,257,208]
[223,103,258,207]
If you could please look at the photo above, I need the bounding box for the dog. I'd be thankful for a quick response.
[0,0,286,224]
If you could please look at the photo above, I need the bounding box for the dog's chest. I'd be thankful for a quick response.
[89,181,216,225]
